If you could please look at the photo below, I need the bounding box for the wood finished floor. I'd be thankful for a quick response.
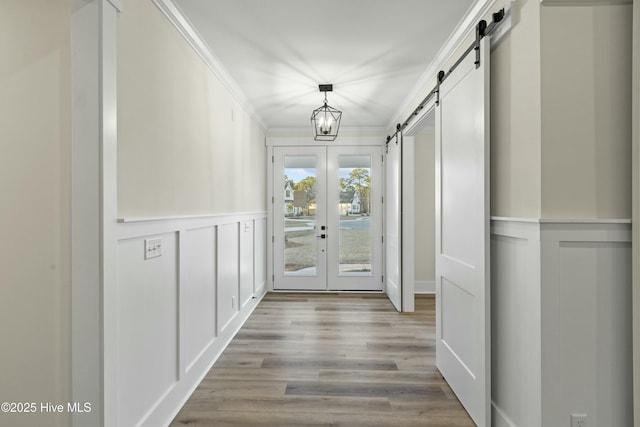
[171,293,474,427]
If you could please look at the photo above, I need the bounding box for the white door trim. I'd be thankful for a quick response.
[71,0,120,425]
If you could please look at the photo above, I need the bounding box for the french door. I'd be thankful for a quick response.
[273,145,382,291]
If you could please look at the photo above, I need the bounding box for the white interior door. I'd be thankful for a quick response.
[273,145,382,291]
[385,133,402,311]
[435,37,490,426]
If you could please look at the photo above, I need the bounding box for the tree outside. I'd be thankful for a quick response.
[284,168,372,273]
[340,168,371,214]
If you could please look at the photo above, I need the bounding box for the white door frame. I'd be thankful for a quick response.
[270,141,383,291]
[266,136,384,292]
[71,1,121,425]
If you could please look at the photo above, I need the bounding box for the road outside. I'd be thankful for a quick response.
[284,216,372,273]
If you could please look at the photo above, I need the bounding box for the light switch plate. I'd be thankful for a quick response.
[571,414,587,427]
[145,238,162,260]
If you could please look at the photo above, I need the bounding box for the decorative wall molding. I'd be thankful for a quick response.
[142,291,264,427]
[117,211,267,240]
[490,217,632,427]
[266,135,384,147]
[151,0,267,131]
[266,126,387,139]
[115,212,268,426]
[491,219,543,427]
[118,211,267,224]
[491,216,632,224]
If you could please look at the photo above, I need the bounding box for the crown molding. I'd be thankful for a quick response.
[387,0,497,130]
[151,0,267,131]
[266,126,387,138]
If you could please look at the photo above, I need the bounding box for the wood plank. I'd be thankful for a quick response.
[261,357,398,371]
[170,293,473,426]
[284,380,443,398]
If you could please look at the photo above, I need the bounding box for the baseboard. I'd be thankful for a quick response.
[415,280,435,294]
[146,288,267,427]
[492,402,518,427]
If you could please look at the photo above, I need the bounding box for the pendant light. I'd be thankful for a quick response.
[311,84,342,141]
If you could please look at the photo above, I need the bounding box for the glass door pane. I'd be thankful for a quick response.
[283,155,318,275]
[338,155,372,276]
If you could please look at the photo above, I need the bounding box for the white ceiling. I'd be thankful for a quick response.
[172,0,477,131]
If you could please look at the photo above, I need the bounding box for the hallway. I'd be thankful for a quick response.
[171,294,473,426]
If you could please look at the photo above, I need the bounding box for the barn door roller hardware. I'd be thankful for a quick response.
[384,124,402,153]
[385,7,505,143]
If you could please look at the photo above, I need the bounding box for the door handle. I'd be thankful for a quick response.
[317,234,326,239]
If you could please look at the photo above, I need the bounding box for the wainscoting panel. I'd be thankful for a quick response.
[240,220,254,309]
[490,218,632,427]
[254,217,267,294]
[218,222,240,335]
[181,226,217,374]
[114,212,266,427]
[490,220,541,427]
[116,232,179,427]
[540,222,632,427]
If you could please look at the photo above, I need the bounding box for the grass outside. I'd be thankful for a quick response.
[284,228,371,271]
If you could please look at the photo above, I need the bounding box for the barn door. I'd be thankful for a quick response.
[385,132,402,311]
[435,36,490,425]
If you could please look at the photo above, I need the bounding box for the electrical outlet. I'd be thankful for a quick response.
[144,238,162,260]
[571,414,587,427]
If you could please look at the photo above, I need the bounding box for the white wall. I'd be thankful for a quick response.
[414,129,436,292]
[117,0,266,218]
[490,0,543,218]
[541,4,632,218]
[0,2,71,426]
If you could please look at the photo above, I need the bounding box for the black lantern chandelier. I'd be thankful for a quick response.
[311,84,342,141]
